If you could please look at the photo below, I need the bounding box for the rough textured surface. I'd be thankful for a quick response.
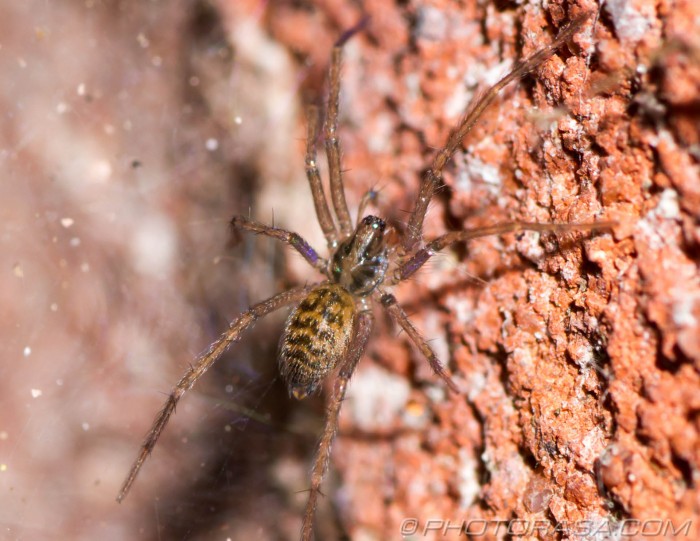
[2,1,698,540]
[264,0,700,539]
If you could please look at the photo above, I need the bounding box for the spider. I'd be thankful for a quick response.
[117,12,611,540]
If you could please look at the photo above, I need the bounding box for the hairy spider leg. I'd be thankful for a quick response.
[231,215,328,273]
[378,291,460,393]
[305,104,339,247]
[402,13,592,253]
[301,310,374,541]
[395,220,617,283]
[325,44,353,236]
[116,285,314,504]
[324,15,371,236]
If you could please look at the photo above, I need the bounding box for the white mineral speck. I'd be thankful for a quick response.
[457,448,479,509]
[656,188,680,220]
[348,365,410,431]
[672,293,698,328]
[605,0,652,45]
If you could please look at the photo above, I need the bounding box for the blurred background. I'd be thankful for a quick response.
[0,1,330,539]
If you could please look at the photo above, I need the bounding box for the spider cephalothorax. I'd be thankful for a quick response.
[330,215,388,295]
[117,13,612,541]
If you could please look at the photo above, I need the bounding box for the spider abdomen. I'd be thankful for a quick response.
[279,283,356,399]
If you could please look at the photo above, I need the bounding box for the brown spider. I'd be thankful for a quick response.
[117,12,611,540]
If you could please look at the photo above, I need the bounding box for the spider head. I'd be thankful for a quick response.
[331,215,388,296]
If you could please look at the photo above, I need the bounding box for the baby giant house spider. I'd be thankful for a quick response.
[118,12,611,540]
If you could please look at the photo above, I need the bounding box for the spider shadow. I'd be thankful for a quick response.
[146,316,324,540]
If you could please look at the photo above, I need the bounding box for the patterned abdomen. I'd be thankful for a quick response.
[279,283,356,399]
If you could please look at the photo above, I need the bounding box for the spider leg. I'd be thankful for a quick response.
[231,215,327,272]
[324,41,354,236]
[323,16,370,236]
[394,220,616,283]
[305,105,339,247]
[301,309,374,541]
[310,17,369,242]
[116,284,314,504]
[402,13,591,253]
[377,291,459,393]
